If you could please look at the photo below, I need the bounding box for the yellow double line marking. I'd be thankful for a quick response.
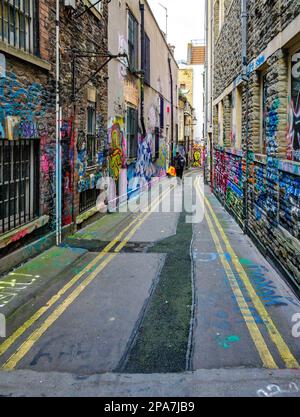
[195,178,300,369]
[1,183,174,370]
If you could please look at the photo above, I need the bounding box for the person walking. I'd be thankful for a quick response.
[174,152,186,183]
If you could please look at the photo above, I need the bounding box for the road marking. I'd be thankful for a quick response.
[195,180,278,369]
[2,185,174,370]
[196,177,300,369]
[0,179,171,360]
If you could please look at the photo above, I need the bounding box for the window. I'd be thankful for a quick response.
[261,73,268,154]
[154,127,159,159]
[127,107,138,159]
[218,101,224,146]
[0,0,38,55]
[87,104,96,135]
[0,139,39,234]
[143,33,150,85]
[219,0,225,33]
[289,49,300,161]
[128,11,138,71]
[231,87,242,149]
[90,0,104,14]
[87,104,97,166]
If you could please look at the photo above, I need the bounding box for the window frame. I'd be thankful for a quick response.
[143,32,150,85]
[126,106,138,159]
[0,0,39,56]
[128,10,139,72]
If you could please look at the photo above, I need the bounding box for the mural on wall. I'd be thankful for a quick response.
[192,144,202,167]
[108,117,126,183]
[0,67,49,139]
[118,34,128,80]
[287,50,300,162]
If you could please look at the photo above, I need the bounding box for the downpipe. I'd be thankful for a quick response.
[139,2,146,137]
[242,0,249,235]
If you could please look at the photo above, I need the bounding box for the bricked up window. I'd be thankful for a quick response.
[0,0,38,55]
[290,49,300,161]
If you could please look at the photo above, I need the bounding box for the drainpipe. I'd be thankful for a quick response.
[242,0,249,235]
[55,0,62,245]
[204,0,208,183]
[139,2,146,137]
[168,56,174,161]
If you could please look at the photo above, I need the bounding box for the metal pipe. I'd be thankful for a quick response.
[139,2,146,137]
[168,56,174,161]
[241,0,249,234]
[55,0,62,245]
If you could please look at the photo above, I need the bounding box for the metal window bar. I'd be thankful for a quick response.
[0,139,39,235]
[79,188,100,215]
[0,0,36,55]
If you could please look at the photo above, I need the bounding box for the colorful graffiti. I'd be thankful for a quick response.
[287,50,300,162]
[108,117,126,182]
[0,68,48,139]
[192,144,202,168]
[135,133,156,184]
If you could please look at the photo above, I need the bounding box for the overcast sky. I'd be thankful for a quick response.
[147,0,205,61]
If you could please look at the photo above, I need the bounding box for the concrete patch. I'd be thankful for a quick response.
[0,368,299,397]
[16,253,166,375]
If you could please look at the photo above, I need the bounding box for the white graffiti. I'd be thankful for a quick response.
[257,383,300,397]
[0,276,38,308]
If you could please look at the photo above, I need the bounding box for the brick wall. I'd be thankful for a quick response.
[211,0,300,286]
[0,0,108,252]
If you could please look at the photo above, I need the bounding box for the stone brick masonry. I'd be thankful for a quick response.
[211,0,300,287]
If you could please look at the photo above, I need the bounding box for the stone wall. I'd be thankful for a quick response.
[211,0,300,286]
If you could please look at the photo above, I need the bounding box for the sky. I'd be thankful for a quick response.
[147,0,206,61]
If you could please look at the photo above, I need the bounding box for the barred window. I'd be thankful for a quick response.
[87,103,97,166]
[0,0,38,55]
[127,106,138,159]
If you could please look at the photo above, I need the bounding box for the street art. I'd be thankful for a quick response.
[108,117,126,182]
[287,50,300,162]
[0,68,48,139]
[216,334,240,349]
[192,144,201,168]
[156,140,167,177]
[279,171,300,239]
[0,275,38,308]
[135,133,156,185]
[265,99,280,224]
[239,259,298,307]
[214,148,244,222]
[257,383,299,398]
[118,34,128,79]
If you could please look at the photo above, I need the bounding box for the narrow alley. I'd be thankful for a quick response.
[1,0,300,401]
[0,171,299,397]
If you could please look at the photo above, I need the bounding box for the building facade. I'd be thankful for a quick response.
[178,89,195,166]
[206,0,300,287]
[108,0,178,200]
[0,0,109,254]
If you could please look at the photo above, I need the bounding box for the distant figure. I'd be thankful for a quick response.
[174,152,186,182]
